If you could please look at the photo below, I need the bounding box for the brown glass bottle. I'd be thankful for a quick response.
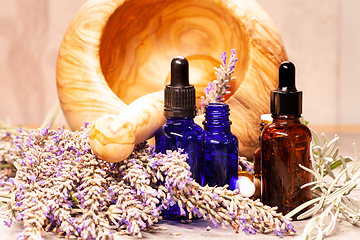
[261,61,312,217]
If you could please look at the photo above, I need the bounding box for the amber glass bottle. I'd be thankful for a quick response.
[261,61,312,216]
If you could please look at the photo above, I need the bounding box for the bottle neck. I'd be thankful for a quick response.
[271,114,301,123]
[203,103,231,132]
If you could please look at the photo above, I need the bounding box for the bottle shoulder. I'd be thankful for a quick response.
[165,121,203,132]
[262,121,311,139]
[204,131,238,144]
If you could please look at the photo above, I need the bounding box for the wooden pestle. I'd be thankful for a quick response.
[89,91,166,162]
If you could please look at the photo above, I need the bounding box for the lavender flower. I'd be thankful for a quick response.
[199,49,238,114]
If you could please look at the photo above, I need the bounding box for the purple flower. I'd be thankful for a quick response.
[229,49,238,71]
[166,151,172,158]
[212,193,219,201]
[284,220,296,232]
[3,217,11,227]
[229,61,237,72]
[17,127,22,133]
[178,181,185,189]
[53,135,60,143]
[16,191,25,200]
[26,156,35,165]
[242,226,250,234]
[221,51,227,66]
[274,227,283,236]
[18,183,25,190]
[29,174,37,182]
[242,225,256,235]
[203,82,215,95]
[168,198,175,207]
[57,127,64,135]
[16,212,24,221]
[179,207,186,216]
[19,158,26,165]
[84,122,89,128]
[68,217,75,225]
[40,125,50,136]
[8,178,15,185]
[239,212,246,225]
[212,219,219,228]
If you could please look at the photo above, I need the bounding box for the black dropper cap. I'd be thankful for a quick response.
[270,61,302,115]
[164,56,196,118]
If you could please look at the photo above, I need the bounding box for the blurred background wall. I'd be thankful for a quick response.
[0,0,359,127]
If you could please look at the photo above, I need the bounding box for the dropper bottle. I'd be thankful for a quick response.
[260,61,312,217]
[155,56,204,219]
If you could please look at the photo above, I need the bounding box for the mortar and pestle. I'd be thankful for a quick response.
[56,0,287,162]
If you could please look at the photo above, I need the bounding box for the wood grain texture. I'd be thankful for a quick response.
[89,91,166,162]
[56,0,287,160]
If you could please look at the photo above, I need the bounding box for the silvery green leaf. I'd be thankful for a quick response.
[324,164,336,179]
[340,155,351,181]
[354,143,359,162]
[286,197,325,219]
[315,225,324,240]
[321,136,339,158]
[301,180,321,189]
[313,146,322,156]
[299,164,321,180]
[324,207,339,236]
[326,162,360,194]
[351,144,360,174]
[296,203,323,220]
[321,133,329,144]
[310,128,321,146]
[341,196,359,214]
[331,147,339,160]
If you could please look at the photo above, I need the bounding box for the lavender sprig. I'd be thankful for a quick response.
[199,49,238,114]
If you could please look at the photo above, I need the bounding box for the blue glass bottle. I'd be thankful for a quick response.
[155,117,203,182]
[155,56,203,219]
[202,102,238,190]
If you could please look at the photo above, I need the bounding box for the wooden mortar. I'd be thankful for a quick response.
[56,0,287,162]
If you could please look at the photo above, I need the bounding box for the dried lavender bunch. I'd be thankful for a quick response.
[1,125,293,239]
[120,147,295,236]
[286,129,360,240]
[0,125,116,239]
[199,49,238,114]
